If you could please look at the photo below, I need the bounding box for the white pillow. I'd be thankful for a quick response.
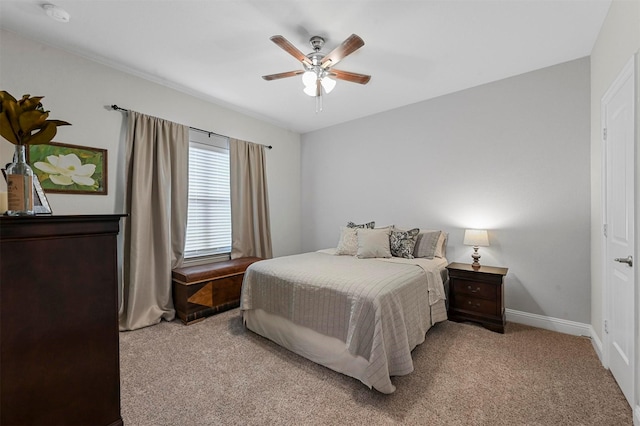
[356,228,392,259]
[413,230,441,259]
[435,231,448,258]
[335,227,358,256]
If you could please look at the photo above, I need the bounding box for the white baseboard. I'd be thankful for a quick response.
[588,325,604,365]
[506,309,605,365]
[635,406,640,426]
[505,309,591,337]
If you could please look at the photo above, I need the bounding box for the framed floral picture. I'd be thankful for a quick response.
[28,142,107,195]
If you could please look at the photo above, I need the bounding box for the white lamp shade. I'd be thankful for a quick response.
[463,229,489,247]
[302,71,317,87]
[303,84,317,97]
[321,77,336,93]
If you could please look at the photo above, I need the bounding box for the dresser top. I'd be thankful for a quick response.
[0,214,126,240]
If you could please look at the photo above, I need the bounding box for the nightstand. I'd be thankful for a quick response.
[446,262,508,333]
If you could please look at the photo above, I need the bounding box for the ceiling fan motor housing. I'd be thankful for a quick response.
[309,36,325,51]
[306,36,326,67]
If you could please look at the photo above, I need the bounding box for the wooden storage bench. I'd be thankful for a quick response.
[172,257,262,325]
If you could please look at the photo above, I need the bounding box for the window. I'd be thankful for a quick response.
[184,131,231,259]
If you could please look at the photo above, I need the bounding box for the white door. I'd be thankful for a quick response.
[603,56,636,407]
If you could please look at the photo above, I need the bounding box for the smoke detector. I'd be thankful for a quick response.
[43,4,70,23]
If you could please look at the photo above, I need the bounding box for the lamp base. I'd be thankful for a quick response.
[471,247,481,269]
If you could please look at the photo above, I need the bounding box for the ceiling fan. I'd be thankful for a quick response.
[262,34,371,111]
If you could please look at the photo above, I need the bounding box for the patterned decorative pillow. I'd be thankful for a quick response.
[390,228,420,259]
[346,221,375,229]
[335,226,358,255]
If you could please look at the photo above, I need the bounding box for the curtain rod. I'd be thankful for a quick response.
[110,105,273,149]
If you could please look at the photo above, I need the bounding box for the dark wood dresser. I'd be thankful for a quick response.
[446,262,508,333]
[172,257,262,325]
[0,215,125,426]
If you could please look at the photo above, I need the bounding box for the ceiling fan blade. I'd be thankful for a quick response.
[321,34,364,68]
[270,35,312,66]
[329,69,371,85]
[262,70,304,81]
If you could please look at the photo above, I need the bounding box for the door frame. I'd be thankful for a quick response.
[635,51,640,426]
[600,52,638,420]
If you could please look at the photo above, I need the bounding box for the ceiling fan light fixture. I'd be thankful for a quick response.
[302,70,317,88]
[263,33,370,109]
[321,77,336,94]
[303,84,317,97]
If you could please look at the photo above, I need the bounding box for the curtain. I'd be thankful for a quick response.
[119,111,189,331]
[229,138,273,259]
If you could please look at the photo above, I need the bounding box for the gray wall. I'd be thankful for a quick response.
[301,57,591,323]
[0,30,302,258]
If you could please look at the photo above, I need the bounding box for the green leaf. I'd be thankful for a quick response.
[23,122,57,145]
[47,119,71,127]
[0,112,18,144]
[19,96,44,111]
[19,110,49,133]
[0,91,18,103]
[3,99,22,135]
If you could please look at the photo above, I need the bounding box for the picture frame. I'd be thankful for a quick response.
[32,173,52,214]
[2,166,52,214]
[27,141,107,195]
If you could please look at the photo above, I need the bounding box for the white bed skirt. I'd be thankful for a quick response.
[244,300,448,394]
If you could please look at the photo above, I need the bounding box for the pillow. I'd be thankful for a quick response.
[413,230,442,259]
[356,228,392,259]
[335,227,358,256]
[435,232,448,258]
[390,228,420,259]
[347,221,375,229]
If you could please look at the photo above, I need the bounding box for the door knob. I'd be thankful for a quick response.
[614,256,633,267]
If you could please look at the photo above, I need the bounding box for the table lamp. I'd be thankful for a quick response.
[463,229,489,268]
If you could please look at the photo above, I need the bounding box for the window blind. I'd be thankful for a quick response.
[184,133,231,259]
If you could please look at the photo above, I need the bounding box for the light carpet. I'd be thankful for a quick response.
[119,309,631,425]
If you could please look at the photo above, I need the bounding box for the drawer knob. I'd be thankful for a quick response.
[467,285,480,293]
[467,301,481,307]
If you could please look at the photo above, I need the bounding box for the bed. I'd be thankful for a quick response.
[240,226,449,394]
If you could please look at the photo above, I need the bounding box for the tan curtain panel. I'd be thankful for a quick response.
[119,111,189,331]
[230,138,273,259]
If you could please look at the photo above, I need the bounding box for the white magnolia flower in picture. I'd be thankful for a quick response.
[34,153,96,186]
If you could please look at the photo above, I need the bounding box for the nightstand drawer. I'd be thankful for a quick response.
[452,280,496,300]
[453,294,498,316]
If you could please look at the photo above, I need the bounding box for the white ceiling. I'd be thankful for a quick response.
[0,0,611,134]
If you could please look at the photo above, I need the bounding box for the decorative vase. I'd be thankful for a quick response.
[5,144,35,216]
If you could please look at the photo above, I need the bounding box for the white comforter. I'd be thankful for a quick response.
[240,250,448,393]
